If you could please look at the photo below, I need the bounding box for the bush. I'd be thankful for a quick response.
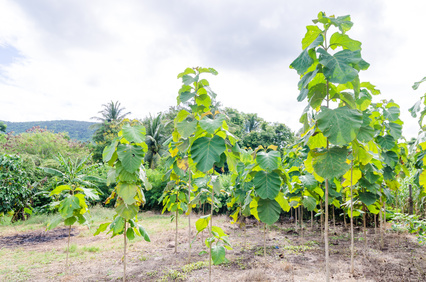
[0,154,33,221]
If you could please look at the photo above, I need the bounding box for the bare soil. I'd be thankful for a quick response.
[1,215,425,282]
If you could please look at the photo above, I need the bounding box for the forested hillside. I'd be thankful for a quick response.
[2,120,95,141]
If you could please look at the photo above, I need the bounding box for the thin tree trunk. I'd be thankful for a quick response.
[350,162,354,275]
[188,170,192,263]
[320,200,324,240]
[363,205,367,252]
[244,218,247,251]
[325,179,330,282]
[379,195,383,249]
[333,205,336,230]
[300,206,303,237]
[124,221,127,282]
[175,209,178,253]
[311,210,314,231]
[295,206,298,231]
[264,223,267,258]
[343,208,347,228]
[66,225,71,274]
[374,213,377,235]
[209,185,214,282]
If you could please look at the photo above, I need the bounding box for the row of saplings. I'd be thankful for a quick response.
[45,12,414,282]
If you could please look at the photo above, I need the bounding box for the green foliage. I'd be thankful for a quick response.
[43,153,100,230]
[0,154,32,221]
[94,122,151,242]
[1,120,95,141]
[391,213,426,244]
[0,121,6,133]
[0,126,90,164]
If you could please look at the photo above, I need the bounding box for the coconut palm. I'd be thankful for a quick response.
[143,113,170,169]
[91,101,131,125]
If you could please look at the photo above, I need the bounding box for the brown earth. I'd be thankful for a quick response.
[1,215,425,282]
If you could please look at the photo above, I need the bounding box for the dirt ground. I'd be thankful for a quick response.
[1,214,425,282]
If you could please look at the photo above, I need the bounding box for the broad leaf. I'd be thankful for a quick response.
[58,195,80,218]
[190,136,226,172]
[199,115,225,134]
[257,199,281,225]
[275,192,290,212]
[359,191,377,206]
[253,171,281,200]
[302,196,317,211]
[103,140,118,163]
[377,135,396,150]
[256,151,280,172]
[381,151,398,168]
[318,48,361,84]
[116,183,138,205]
[121,124,146,144]
[357,115,375,143]
[384,107,399,122]
[329,33,361,51]
[211,245,226,265]
[117,144,144,173]
[115,203,139,220]
[388,122,402,140]
[176,120,198,138]
[50,185,71,196]
[290,49,314,75]
[195,215,211,232]
[94,222,111,236]
[312,147,350,180]
[317,106,362,146]
[299,174,318,190]
[64,216,77,226]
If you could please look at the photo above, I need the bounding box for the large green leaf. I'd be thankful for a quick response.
[388,122,402,140]
[302,196,317,211]
[318,49,361,84]
[299,174,317,190]
[356,115,375,143]
[253,171,281,200]
[195,215,211,232]
[358,191,377,206]
[116,183,138,205]
[312,147,350,180]
[317,106,362,146]
[256,151,280,172]
[115,203,139,220]
[275,192,290,212]
[58,195,80,218]
[117,144,144,173]
[103,140,119,162]
[176,120,198,138]
[329,33,361,51]
[121,124,146,144]
[211,245,226,265]
[384,107,399,122]
[199,115,225,134]
[257,199,281,225]
[50,185,71,196]
[290,49,314,75]
[302,25,322,49]
[190,136,226,172]
[381,151,398,168]
[377,135,396,150]
[308,83,327,109]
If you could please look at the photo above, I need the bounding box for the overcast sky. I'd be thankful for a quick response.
[0,0,425,139]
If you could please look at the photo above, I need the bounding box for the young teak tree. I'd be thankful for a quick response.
[44,153,100,274]
[94,122,151,282]
[290,12,376,280]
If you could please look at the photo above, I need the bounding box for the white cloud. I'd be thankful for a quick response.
[0,0,424,139]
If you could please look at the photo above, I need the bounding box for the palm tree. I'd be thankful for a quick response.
[143,113,170,169]
[244,113,261,133]
[91,101,131,125]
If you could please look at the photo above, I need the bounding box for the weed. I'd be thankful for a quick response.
[139,255,148,261]
[82,246,100,253]
[282,244,313,253]
[181,261,207,273]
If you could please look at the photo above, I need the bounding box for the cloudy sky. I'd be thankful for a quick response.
[0,0,425,138]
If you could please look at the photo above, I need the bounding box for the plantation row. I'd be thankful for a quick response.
[2,12,426,281]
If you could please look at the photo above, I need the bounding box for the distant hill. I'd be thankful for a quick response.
[2,120,97,141]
